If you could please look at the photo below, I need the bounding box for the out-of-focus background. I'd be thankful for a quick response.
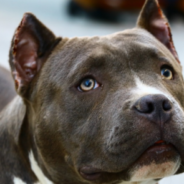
[0,0,184,183]
[1,0,184,70]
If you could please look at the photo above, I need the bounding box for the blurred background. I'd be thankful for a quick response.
[0,0,184,183]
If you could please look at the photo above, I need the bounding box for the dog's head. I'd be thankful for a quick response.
[9,0,184,183]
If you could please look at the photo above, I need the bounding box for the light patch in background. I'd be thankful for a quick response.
[0,0,184,71]
[160,173,184,184]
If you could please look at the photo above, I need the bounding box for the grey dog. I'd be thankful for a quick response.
[0,0,184,184]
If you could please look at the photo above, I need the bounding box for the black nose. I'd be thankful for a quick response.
[133,94,172,126]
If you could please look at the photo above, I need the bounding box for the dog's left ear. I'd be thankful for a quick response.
[137,0,179,63]
[9,13,61,97]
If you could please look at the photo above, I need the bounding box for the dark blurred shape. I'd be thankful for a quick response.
[67,0,184,21]
[68,0,83,16]
[166,0,184,20]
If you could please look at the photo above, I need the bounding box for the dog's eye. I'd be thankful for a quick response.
[161,67,173,80]
[78,78,99,92]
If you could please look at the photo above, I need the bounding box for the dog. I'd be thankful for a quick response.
[0,0,184,183]
[0,66,16,112]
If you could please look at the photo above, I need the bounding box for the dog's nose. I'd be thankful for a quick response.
[133,94,172,126]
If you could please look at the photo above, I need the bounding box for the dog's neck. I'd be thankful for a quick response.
[0,96,36,183]
[0,96,81,184]
[1,96,53,183]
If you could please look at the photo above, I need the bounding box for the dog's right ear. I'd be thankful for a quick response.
[9,13,61,97]
[137,0,179,63]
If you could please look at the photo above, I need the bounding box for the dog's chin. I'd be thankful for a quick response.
[79,142,181,183]
[129,142,181,181]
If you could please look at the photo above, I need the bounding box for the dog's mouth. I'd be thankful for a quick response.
[134,140,179,166]
[79,140,180,181]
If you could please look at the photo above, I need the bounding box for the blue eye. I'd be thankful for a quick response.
[161,68,173,80]
[78,78,99,92]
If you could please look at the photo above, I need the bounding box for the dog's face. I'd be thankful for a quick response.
[9,0,184,184]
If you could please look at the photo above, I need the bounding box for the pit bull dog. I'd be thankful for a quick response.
[0,0,184,184]
[0,66,16,112]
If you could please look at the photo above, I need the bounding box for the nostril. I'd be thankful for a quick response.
[135,101,154,114]
[146,102,154,113]
[163,100,172,111]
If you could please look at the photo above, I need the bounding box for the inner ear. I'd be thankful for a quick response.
[9,13,61,96]
[13,21,38,85]
[137,0,179,63]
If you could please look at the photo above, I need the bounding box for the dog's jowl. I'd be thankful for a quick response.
[0,0,184,184]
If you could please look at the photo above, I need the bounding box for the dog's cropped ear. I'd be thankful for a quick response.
[9,13,61,97]
[137,0,179,63]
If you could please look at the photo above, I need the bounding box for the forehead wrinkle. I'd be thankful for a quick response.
[66,52,107,80]
[130,40,171,64]
[126,41,171,68]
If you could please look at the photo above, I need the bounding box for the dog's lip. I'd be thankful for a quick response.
[133,140,180,166]
[79,166,103,181]
[151,140,176,149]
[148,141,176,154]
[154,140,165,144]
